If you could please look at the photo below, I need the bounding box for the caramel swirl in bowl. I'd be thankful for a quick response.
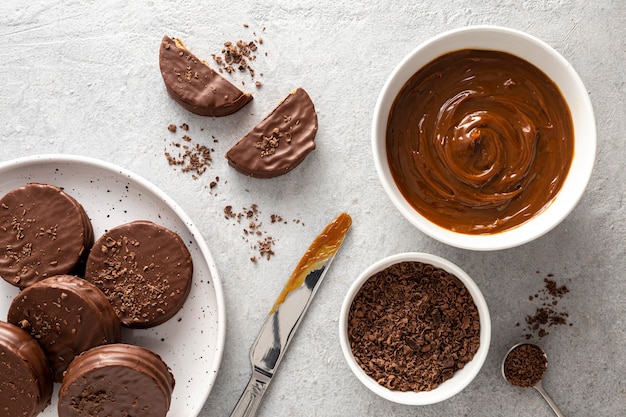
[386,49,574,234]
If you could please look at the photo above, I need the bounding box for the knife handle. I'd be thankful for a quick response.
[229,368,272,417]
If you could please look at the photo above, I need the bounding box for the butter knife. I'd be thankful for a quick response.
[229,212,352,417]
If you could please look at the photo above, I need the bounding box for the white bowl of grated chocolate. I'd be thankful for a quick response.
[372,25,596,250]
[339,253,490,405]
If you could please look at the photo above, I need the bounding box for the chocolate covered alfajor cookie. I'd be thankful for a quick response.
[7,275,122,382]
[84,220,193,328]
[0,321,53,417]
[160,34,253,116]
[225,87,318,178]
[0,183,94,288]
[58,344,174,417]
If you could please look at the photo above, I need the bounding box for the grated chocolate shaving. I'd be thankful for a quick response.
[223,204,302,262]
[503,343,547,387]
[94,235,171,324]
[223,204,275,261]
[211,26,266,85]
[347,261,480,392]
[254,128,283,157]
[164,123,214,179]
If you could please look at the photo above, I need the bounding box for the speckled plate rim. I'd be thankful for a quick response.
[0,154,226,417]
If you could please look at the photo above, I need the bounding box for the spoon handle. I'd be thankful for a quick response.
[534,382,566,417]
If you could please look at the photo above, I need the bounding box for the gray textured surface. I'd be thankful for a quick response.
[1,1,625,416]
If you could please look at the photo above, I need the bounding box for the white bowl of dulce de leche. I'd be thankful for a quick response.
[372,26,596,250]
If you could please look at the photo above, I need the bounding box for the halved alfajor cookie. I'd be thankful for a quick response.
[0,182,94,289]
[58,344,174,417]
[0,321,53,417]
[7,275,122,382]
[159,35,253,116]
[84,220,193,328]
[225,87,318,178]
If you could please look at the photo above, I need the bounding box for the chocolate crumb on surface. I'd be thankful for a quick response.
[164,123,214,179]
[223,204,276,261]
[257,236,275,260]
[503,344,547,387]
[223,204,303,262]
[270,214,287,224]
[212,39,260,79]
[520,273,571,339]
[211,26,266,86]
[347,261,480,392]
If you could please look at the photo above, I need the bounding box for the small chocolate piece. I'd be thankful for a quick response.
[7,275,122,382]
[0,182,94,288]
[0,321,53,417]
[159,35,253,116]
[84,220,193,328]
[58,344,175,417]
[226,87,318,178]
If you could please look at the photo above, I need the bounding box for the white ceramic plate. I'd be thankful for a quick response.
[0,154,226,417]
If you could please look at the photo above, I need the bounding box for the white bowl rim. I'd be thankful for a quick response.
[372,25,597,251]
[339,252,491,405]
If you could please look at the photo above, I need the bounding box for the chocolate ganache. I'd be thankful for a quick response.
[386,49,574,234]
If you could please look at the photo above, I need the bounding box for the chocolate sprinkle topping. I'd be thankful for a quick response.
[84,221,193,328]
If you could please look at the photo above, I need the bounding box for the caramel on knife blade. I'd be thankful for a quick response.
[270,212,351,313]
[229,212,351,417]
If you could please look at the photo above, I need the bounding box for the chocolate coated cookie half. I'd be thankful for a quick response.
[226,87,318,178]
[58,344,174,417]
[0,321,53,417]
[159,35,253,116]
[0,182,94,288]
[84,220,193,328]
[7,275,122,381]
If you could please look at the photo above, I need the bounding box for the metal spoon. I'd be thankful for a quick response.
[501,343,566,417]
